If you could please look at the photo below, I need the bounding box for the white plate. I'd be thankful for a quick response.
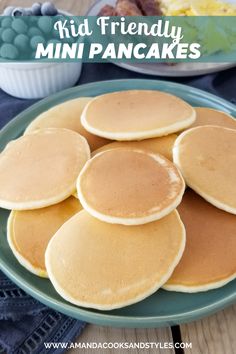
[87,0,236,77]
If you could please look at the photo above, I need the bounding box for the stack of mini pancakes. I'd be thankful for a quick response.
[0,90,236,310]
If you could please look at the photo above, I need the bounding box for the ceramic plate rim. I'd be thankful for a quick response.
[0,79,236,327]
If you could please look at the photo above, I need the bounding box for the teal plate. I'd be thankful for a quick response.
[0,79,236,328]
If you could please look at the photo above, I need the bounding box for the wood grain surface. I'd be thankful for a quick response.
[181,304,236,354]
[0,1,235,353]
[74,326,174,354]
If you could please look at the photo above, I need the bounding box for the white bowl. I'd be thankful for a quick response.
[0,9,82,99]
[0,61,82,99]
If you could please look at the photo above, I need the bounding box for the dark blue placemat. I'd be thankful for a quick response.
[0,62,235,354]
[78,63,236,104]
[1,63,236,129]
[0,271,86,354]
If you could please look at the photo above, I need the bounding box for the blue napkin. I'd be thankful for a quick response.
[78,63,236,104]
[0,271,86,354]
[0,63,235,353]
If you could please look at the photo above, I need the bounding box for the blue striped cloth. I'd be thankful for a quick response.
[0,270,85,354]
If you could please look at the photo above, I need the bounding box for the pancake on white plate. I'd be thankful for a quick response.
[46,210,186,310]
[81,90,196,141]
[0,128,90,210]
[77,149,185,225]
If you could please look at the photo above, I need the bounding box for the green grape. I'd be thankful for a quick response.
[14,34,29,52]
[0,43,19,59]
[28,27,43,37]
[1,28,16,44]
[31,51,37,59]
[47,39,61,45]
[0,28,4,40]
[30,17,39,24]
[11,18,28,34]
[1,17,12,28]
[30,35,46,50]
[38,16,53,34]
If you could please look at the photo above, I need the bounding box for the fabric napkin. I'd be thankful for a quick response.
[0,62,235,353]
[0,271,86,354]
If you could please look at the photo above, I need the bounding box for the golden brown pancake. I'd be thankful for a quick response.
[164,189,236,292]
[45,210,186,310]
[92,134,177,161]
[191,107,236,129]
[173,126,236,214]
[0,128,90,210]
[81,90,196,140]
[77,149,185,225]
[7,196,82,277]
[25,97,110,151]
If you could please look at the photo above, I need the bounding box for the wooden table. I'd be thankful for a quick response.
[0,1,235,352]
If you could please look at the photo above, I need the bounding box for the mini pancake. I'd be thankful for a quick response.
[25,97,110,151]
[0,128,90,210]
[163,189,236,292]
[81,90,196,140]
[191,107,236,129]
[92,134,177,161]
[45,209,186,310]
[77,149,185,225]
[7,196,82,278]
[173,126,236,214]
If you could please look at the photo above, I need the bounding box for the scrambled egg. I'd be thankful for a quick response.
[160,0,195,15]
[160,0,236,15]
